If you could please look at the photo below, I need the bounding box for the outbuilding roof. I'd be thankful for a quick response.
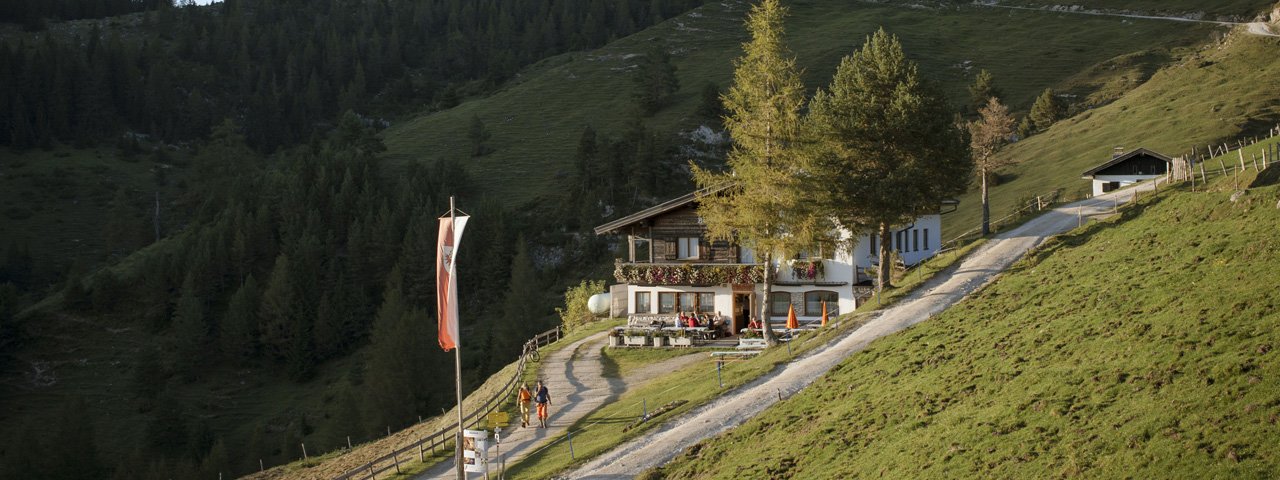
[1081,147,1173,178]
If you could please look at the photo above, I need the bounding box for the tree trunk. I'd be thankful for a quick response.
[759,250,777,346]
[980,165,990,236]
[876,222,893,292]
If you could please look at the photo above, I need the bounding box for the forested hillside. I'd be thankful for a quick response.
[2,0,1278,479]
[0,0,703,478]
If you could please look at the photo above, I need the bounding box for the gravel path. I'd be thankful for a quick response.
[563,183,1156,479]
[415,332,702,479]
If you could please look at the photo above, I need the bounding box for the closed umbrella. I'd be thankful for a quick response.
[821,301,829,327]
[786,303,798,330]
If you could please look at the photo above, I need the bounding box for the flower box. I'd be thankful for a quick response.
[668,336,693,347]
[651,335,666,347]
[623,335,649,347]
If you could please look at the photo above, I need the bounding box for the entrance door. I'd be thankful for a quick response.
[732,294,753,335]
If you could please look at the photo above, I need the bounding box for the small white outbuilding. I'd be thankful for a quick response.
[1081,147,1172,196]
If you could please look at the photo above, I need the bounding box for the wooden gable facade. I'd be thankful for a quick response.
[595,188,745,264]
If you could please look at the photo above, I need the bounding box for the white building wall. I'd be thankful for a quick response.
[1091,174,1160,196]
[851,214,943,279]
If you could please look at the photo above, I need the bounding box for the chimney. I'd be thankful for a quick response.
[1112,146,1125,158]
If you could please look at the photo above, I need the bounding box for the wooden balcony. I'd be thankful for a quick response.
[613,261,764,286]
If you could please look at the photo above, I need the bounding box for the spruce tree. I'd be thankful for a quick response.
[498,237,543,354]
[968,97,1017,236]
[632,40,680,115]
[968,69,1002,114]
[1028,87,1066,133]
[221,274,261,362]
[364,265,431,429]
[258,253,295,361]
[690,0,823,345]
[467,115,491,157]
[807,28,971,291]
[171,273,208,380]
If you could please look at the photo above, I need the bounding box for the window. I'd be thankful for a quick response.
[738,246,755,263]
[635,292,651,314]
[923,228,930,250]
[770,292,792,317]
[658,292,675,313]
[698,293,715,313]
[869,234,877,257]
[678,237,700,259]
[805,291,839,316]
[912,229,919,252]
[631,237,651,263]
[678,292,697,313]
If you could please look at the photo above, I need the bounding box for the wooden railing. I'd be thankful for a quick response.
[332,326,561,480]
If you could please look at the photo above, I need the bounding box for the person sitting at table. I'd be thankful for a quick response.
[747,317,760,330]
[687,314,699,328]
[673,312,683,328]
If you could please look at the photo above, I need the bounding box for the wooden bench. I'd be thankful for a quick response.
[710,350,760,359]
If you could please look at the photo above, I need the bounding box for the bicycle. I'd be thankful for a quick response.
[522,340,540,363]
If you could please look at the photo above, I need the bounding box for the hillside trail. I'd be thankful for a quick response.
[415,331,700,479]
[968,2,1280,38]
[563,182,1158,479]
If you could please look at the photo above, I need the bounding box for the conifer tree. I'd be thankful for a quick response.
[364,265,431,429]
[691,0,822,345]
[968,97,1017,235]
[632,40,680,115]
[968,69,1002,114]
[1028,87,1066,133]
[258,253,295,361]
[172,273,208,379]
[807,28,971,291]
[221,274,261,362]
[467,115,491,157]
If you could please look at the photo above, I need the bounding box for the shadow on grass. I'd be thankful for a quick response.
[1014,187,1173,273]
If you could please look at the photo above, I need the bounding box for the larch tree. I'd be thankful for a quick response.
[968,96,1017,236]
[692,0,827,346]
[807,28,971,292]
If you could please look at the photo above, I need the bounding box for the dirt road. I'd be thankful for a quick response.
[416,332,701,479]
[563,183,1155,479]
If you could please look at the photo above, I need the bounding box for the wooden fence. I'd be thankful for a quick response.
[332,326,562,480]
[1171,125,1279,190]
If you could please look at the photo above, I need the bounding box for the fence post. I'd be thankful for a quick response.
[568,430,575,460]
[259,459,264,473]
[643,398,648,418]
[393,451,401,474]
[302,443,308,460]
[717,360,723,388]
[347,436,352,449]
[419,442,425,462]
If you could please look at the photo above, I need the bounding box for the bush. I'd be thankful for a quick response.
[556,279,606,332]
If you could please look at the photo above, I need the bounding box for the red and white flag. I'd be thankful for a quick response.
[437,215,469,351]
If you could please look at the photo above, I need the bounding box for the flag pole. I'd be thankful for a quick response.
[451,196,466,480]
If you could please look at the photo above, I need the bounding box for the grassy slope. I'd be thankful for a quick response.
[655,178,1280,478]
[947,29,1280,238]
[382,0,1226,206]
[0,146,186,269]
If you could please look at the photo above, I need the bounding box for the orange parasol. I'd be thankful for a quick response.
[786,303,798,330]
[821,301,829,327]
